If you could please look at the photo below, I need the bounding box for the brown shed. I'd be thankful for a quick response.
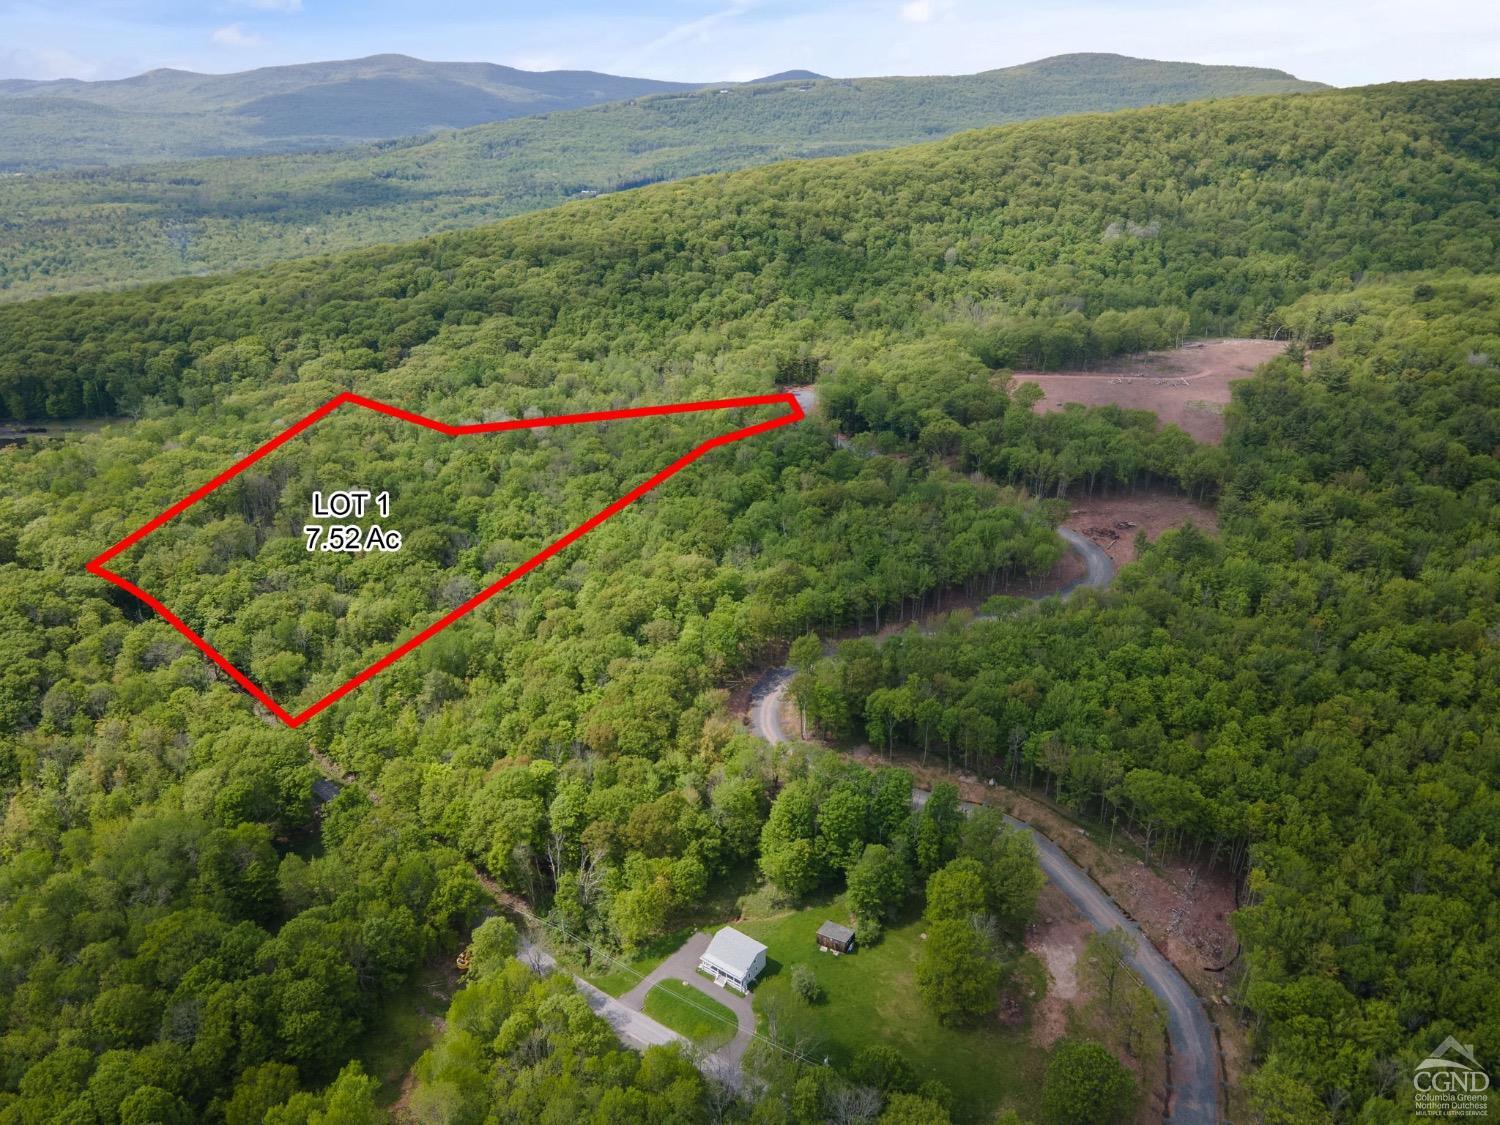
[816,921,856,954]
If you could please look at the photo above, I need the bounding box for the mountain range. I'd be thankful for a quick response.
[0,54,713,169]
[0,51,1322,173]
[0,63,1494,1125]
[0,53,1325,301]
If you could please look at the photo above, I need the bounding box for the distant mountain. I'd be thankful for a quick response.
[0,54,706,169]
[749,70,829,84]
[0,53,1328,301]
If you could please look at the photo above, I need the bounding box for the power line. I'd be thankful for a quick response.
[502,899,820,1068]
[310,748,819,1067]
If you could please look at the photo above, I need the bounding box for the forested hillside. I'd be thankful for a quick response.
[0,80,1496,1122]
[0,53,699,171]
[0,53,1324,301]
[3,80,1493,423]
[796,277,1500,1118]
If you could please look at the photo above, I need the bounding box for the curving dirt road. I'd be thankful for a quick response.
[1057,525,1115,594]
[748,529,1220,1123]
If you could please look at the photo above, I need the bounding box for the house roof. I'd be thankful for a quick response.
[817,921,855,944]
[311,778,343,804]
[701,927,767,975]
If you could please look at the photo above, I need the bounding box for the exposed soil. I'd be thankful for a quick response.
[843,741,1249,1106]
[1017,338,1285,444]
[386,955,462,1121]
[908,760,1241,1006]
[847,731,1243,997]
[1027,883,1092,1049]
[1004,536,1087,600]
[1026,877,1173,1122]
[1062,490,1220,567]
[729,436,1250,1104]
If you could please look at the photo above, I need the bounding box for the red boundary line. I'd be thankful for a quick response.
[86,391,804,727]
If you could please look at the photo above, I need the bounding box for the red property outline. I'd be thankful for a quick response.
[86,391,804,728]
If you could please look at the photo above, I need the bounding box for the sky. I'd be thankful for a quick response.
[0,0,1496,88]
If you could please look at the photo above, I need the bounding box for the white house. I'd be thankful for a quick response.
[698,926,768,993]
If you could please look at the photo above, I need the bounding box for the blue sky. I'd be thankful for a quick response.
[1,0,1496,87]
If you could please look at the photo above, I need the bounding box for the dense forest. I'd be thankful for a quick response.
[791,277,1500,1119]
[2,80,1493,421]
[0,79,1496,1122]
[0,52,1324,301]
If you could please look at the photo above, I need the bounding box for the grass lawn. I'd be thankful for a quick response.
[569,863,764,996]
[738,894,1046,1123]
[642,979,738,1050]
[575,929,688,996]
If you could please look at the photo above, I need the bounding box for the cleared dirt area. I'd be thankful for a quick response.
[845,742,1241,998]
[899,759,1240,984]
[1018,338,1285,444]
[1027,884,1091,1049]
[1026,884,1171,1122]
[1063,490,1220,567]
[843,746,1247,1111]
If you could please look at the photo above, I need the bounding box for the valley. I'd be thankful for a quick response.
[0,44,1494,1125]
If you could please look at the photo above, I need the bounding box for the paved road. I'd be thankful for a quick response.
[520,942,689,1054]
[524,937,752,1083]
[748,528,1220,1123]
[620,931,756,1070]
[312,751,739,1078]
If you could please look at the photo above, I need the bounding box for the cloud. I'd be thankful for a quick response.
[507,53,567,72]
[899,0,955,23]
[0,46,100,81]
[609,0,754,71]
[211,23,266,48]
[2,0,1495,89]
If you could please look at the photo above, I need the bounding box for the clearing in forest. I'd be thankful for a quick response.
[1016,338,1285,444]
[737,893,1050,1122]
[1062,490,1220,567]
